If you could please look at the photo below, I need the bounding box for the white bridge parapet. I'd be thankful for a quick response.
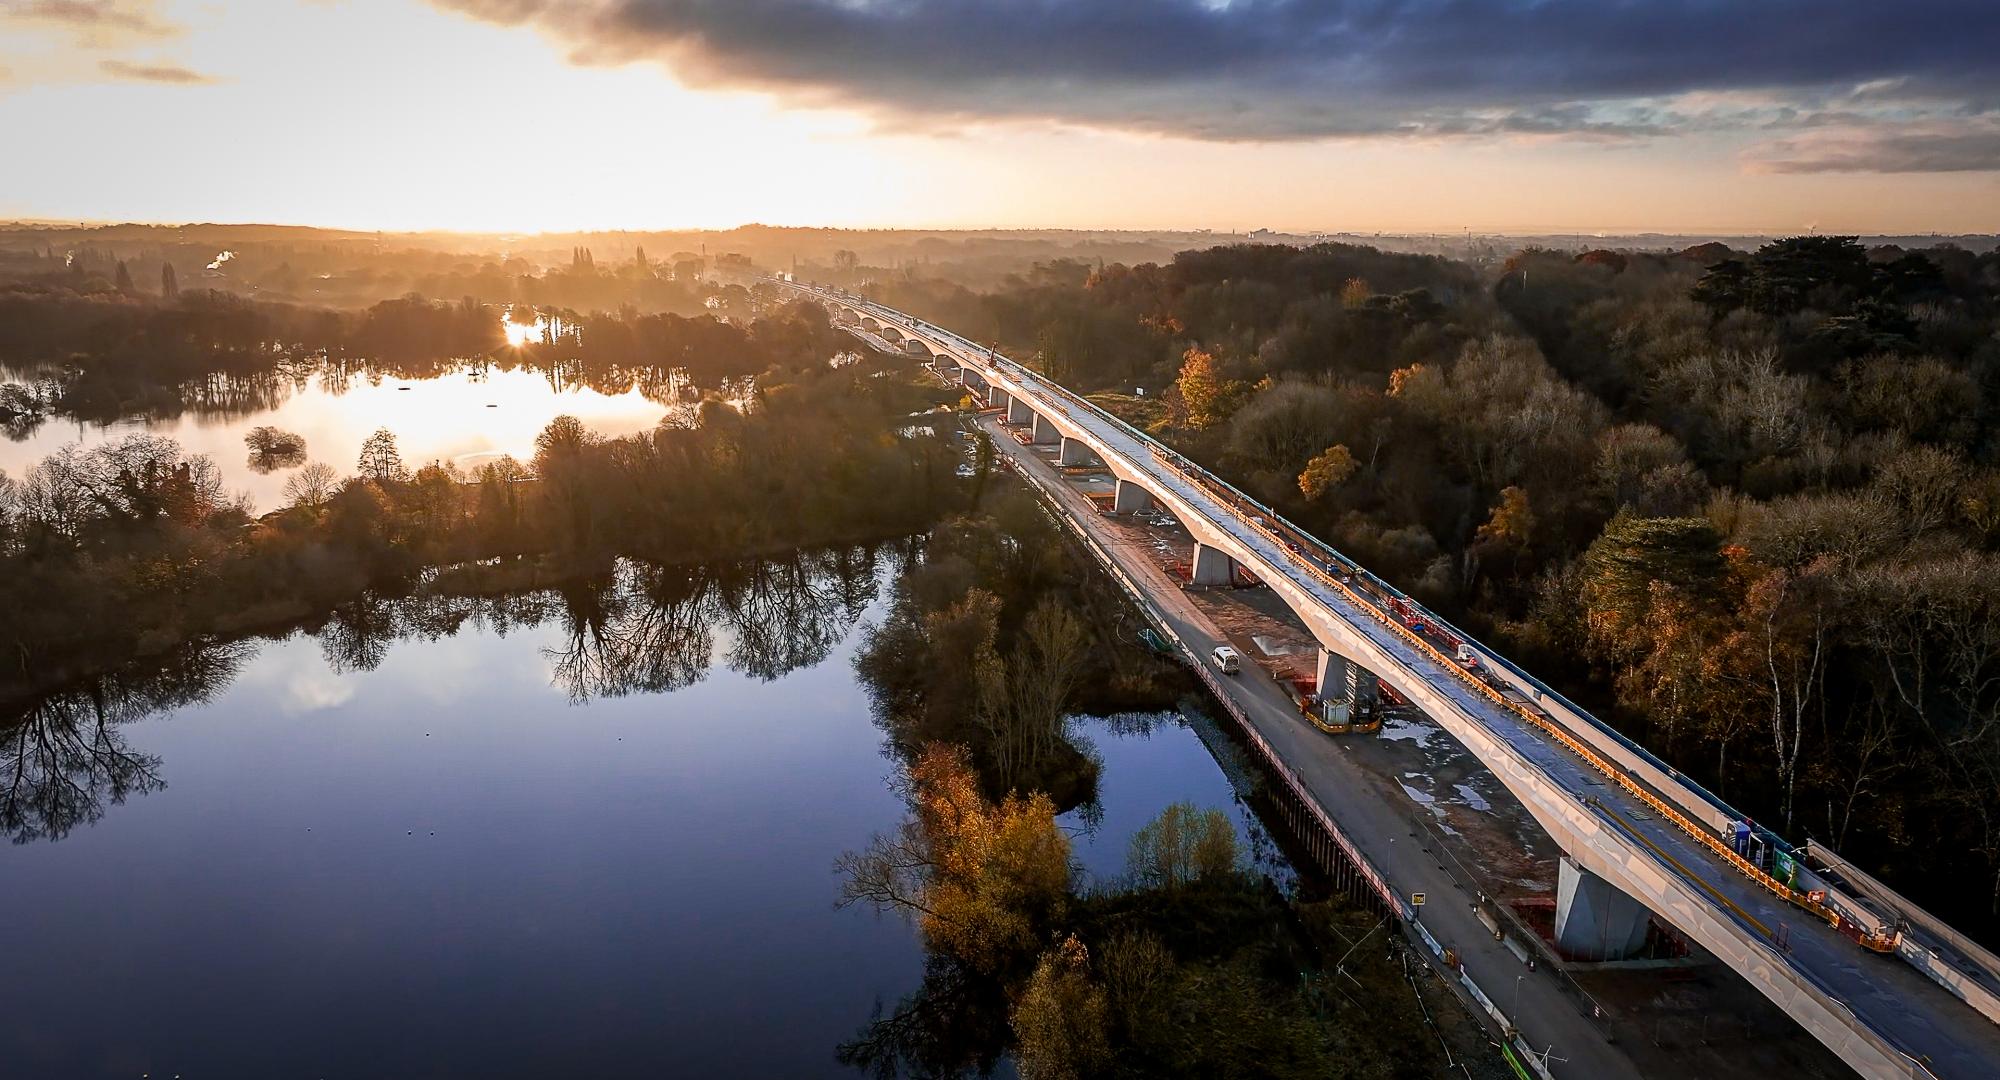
[779,279,2000,1080]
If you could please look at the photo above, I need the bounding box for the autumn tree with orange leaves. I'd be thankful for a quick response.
[836,743,1073,976]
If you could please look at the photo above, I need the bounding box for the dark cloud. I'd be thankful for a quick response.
[434,0,2000,145]
[1753,125,2000,174]
[97,58,212,84]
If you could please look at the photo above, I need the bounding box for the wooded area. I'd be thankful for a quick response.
[870,237,2000,930]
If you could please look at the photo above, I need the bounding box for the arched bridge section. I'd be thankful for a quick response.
[774,279,2000,1079]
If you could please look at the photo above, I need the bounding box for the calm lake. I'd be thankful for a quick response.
[0,360,676,511]
[0,550,1271,1079]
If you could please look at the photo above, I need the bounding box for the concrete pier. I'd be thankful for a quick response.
[1315,648,1347,699]
[1030,411,1060,444]
[1556,857,1653,960]
[1191,542,1236,585]
[1113,478,1152,512]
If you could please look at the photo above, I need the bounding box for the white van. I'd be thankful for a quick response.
[1211,645,1242,675]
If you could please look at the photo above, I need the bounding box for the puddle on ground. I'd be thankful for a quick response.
[1379,713,1447,752]
[1250,634,1304,657]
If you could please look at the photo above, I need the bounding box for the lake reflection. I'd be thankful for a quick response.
[0,551,1266,1079]
[0,363,675,511]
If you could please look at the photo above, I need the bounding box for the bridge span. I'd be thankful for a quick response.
[779,279,2000,1080]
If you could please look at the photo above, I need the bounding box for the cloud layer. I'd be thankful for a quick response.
[1,0,213,88]
[98,58,213,84]
[6,0,177,43]
[434,0,2000,160]
[1752,122,2000,174]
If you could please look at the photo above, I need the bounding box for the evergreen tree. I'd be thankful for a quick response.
[114,260,135,293]
[161,262,179,299]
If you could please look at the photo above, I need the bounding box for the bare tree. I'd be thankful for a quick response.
[1009,599,1087,768]
[282,461,340,510]
[1728,561,1837,831]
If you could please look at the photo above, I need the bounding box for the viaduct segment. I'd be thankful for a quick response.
[784,278,2000,1080]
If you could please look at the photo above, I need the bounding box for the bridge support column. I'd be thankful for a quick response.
[1555,856,1653,960]
[1315,649,1349,698]
[1007,396,1033,424]
[1190,542,1236,586]
[1113,479,1152,513]
[1313,649,1353,724]
[1058,437,1091,467]
[990,386,1010,412]
[1030,412,1060,444]
[1315,649,1379,718]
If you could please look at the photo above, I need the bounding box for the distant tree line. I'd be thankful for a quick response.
[0,235,729,315]
[0,282,845,432]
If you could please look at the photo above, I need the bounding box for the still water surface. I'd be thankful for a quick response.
[0,554,1264,1078]
[0,364,671,511]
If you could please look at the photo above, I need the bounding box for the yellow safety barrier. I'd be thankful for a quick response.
[1306,710,1383,737]
[1594,798,1772,938]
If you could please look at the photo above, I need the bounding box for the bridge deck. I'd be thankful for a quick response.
[798,284,2000,1078]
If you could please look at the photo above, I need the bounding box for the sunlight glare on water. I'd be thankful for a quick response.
[0,365,668,512]
[501,308,546,347]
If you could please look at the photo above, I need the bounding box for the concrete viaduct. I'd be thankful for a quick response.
[784,280,2000,1080]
